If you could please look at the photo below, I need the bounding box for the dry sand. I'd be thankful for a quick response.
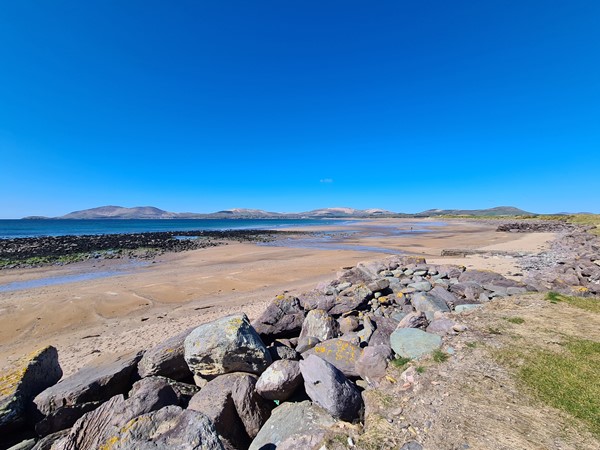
[0,219,555,376]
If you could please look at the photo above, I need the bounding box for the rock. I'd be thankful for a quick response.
[34,351,141,417]
[184,313,272,377]
[298,291,336,312]
[296,336,321,353]
[426,318,457,336]
[248,401,336,450]
[34,401,100,437]
[455,304,482,313]
[400,441,424,450]
[453,324,468,332]
[407,281,432,292]
[428,285,459,306]
[299,310,338,342]
[458,270,507,285]
[450,282,485,300]
[305,339,362,377]
[397,312,428,329]
[299,355,363,421]
[0,346,62,434]
[6,439,35,450]
[368,317,400,347]
[256,360,303,401]
[105,405,224,450]
[53,376,178,450]
[411,292,450,314]
[137,329,193,380]
[276,432,329,450]
[31,430,69,450]
[390,328,442,359]
[328,285,372,316]
[188,373,273,449]
[251,295,305,340]
[267,342,300,361]
[167,380,199,408]
[355,345,392,385]
[338,316,360,334]
[366,279,390,293]
[357,315,376,344]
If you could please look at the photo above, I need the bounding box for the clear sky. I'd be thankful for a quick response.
[1,1,599,218]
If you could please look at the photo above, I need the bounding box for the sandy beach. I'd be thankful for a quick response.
[0,219,555,376]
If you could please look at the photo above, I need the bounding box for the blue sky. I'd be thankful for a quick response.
[1,1,599,218]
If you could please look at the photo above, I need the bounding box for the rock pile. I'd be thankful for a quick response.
[521,230,600,295]
[496,221,574,233]
[2,254,544,450]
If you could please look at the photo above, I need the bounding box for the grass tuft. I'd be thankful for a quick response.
[504,317,525,324]
[545,292,600,314]
[432,349,450,363]
[390,356,411,369]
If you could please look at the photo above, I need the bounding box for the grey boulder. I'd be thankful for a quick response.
[0,346,62,434]
[390,328,442,359]
[255,360,302,401]
[252,295,305,339]
[184,313,272,377]
[411,292,450,314]
[304,338,362,377]
[248,401,336,450]
[299,355,363,422]
[356,345,392,385]
[299,309,338,342]
[138,328,193,380]
[34,351,141,417]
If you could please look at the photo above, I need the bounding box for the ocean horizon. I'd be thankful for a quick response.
[0,218,349,239]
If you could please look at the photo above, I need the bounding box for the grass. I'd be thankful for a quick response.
[545,292,600,314]
[498,338,600,437]
[390,356,411,369]
[432,349,450,363]
[504,317,525,324]
[415,366,426,374]
[466,342,478,348]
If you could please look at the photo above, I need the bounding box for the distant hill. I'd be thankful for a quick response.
[59,206,178,219]
[24,205,534,219]
[414,206,532,217]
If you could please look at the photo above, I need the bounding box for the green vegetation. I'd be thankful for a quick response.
[545,292,600,313]
[466,341,478,348]
[487,327,502,335]
[415,366,426,374]
[0,253,91,269]
[390,356,411,369]
[497,338,600,437]
[432,349,450,363]
[504,317,525,324]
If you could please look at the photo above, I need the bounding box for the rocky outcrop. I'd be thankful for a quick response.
[137,329,193,380]
[255,360,302,401]
[0,346,62,434]
[251,295,305,340]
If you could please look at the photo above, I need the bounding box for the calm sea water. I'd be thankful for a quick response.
[0,219,347,239]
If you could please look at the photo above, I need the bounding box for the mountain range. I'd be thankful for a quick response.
[22,205,534,219]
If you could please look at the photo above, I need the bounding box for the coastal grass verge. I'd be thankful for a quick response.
[496,337,600,437]
[545,291,600,313]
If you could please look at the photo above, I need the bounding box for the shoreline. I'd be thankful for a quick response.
[0,218,564,375]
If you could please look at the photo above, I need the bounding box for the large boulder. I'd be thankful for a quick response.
[299,355,363,422]
[397,312,428,329]
[411,292,450,314]
[248,401,336,450]
[108,406,224,450]
[458,270,507,285]
[0,346,62,434]
[328,285,372,316]
[184,314,272,377]
[51,377,178,450]
[428,285,459,306]
[251,295,305,340]
[34,351,142,417]
[304,339,362,377]
[368,316,400,347]
[255,360,302,401]
[390,328,442,359]
[138,328,193,380]
[188,373,273,450]
[299,309,338,342]
[355,345,392,385]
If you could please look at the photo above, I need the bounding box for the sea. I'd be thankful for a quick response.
[0,218,348,239]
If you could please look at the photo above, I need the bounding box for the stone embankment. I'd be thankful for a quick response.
[0,230,299,268]
[1,226,599,449]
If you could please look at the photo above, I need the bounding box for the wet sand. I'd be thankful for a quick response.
[0,219,555,375]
